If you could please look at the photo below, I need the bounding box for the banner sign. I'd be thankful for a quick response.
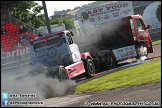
[76,1,134,27]
[1,46,30,60]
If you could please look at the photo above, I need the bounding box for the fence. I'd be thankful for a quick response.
[1,16,45,65]
[9,16,39,36]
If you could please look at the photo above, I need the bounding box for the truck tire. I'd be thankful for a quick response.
[135,43,148,60]
[103,51,116,70]
[58,66,69,81]
[47,66,69,81]
[93,58,101,72]
[83,59,95,78]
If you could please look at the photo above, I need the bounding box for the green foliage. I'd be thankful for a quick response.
[50,18,62,25]
[9,1,45,28]
[50,18,74,30]
[63,19,75,30]
[156,4,161,22]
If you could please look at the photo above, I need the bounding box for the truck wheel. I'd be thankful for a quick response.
[46,66,68,81]
[59,66,69,81]
[93,58,101,72]
[135,43,148,60]
[84,59,95,78]
[104,51,116,70]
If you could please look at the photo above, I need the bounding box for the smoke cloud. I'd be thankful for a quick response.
[2,64,77,103]
[73,17,129,58]
[11,73,76,101]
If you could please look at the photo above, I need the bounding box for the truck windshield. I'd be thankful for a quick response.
[33,37,62,52]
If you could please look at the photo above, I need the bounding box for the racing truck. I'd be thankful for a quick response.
[73,1,154,71]
[28,30,95,80]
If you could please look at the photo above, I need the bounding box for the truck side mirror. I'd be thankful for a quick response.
[146,25,152,29]
[70,31,74,36]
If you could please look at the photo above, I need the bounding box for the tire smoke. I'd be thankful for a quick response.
[12,73,76,101]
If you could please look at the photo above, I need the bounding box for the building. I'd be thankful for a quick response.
[34,24,66,36]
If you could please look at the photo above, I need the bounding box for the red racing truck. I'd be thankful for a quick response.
[73,1,154,71]
[28,30,95,80]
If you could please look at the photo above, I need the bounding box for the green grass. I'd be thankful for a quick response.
[75,59,161,94]
[153,40,161,46]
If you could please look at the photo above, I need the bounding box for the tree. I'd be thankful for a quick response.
[50,18,62,25]
[50,18,74,30]
[156,4,161,22]
[9,1,45,28]
[63,19,75,30]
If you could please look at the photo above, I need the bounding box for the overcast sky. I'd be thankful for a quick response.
[34,1,95,16]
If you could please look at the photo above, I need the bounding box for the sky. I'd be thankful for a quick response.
[34,1,96,17]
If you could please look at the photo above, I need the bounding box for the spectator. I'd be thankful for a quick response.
[1,44,2,51]
[1,26,7,34]
[17,36,26,47]
[38,31,44,38]
[35,37,39,40]
[1,20,4,25]
[23,32,34,41]
[22,25,27,34]
[19,26,24,36]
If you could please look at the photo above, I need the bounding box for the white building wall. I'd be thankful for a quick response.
[142,1,161,29]
[36,24,66,36]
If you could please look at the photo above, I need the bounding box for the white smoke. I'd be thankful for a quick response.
[2,56,76,107]
[139,56,147,61]
[12,73,76,101]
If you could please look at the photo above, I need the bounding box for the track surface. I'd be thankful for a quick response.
[66,83,161,107]
[1,44,161,107]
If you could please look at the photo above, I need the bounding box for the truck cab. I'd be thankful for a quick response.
[130,14,153,53]
[29,30,81,67]
[29,30,95,80]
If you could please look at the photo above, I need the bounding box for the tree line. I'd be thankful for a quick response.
[9,1,74,30]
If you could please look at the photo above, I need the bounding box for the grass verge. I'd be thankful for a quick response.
[153,40,161,46]
[75,58,161,94]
